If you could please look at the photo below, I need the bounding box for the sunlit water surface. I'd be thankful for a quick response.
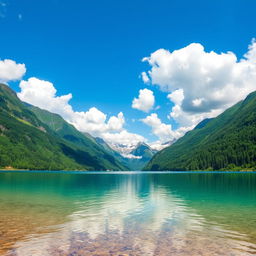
[0,171,256,256]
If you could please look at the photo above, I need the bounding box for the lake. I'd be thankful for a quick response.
[0,171,256,256]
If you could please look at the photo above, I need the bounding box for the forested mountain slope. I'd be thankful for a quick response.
[0,84,127,171]
[144,91,256,171]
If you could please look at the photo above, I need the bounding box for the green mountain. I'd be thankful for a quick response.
[0,83,127,171]
[144,91,256,171]
[131,142,156,158]
[126,142,157,171]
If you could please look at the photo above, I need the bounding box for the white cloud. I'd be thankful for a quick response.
[167,89,222,128]
[142,39,256,136]
[142,113,176,141]
[244,38,256,64]
[141,71,150,83]
[141,113,189,150]
[167,88,184,105]
[107,112,125,132]
[0,59,26,82]
[132,88,155,112]
[18,77,145,147]
[142,113,172,142]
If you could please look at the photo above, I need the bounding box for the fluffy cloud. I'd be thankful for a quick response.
[18,77,73,120]
[0,59,26,82]
[141,71,150,84]
[141,113,191,150]
[244,38,256,64]
[142,113,174,142]
[142,39,256,136]
[132,88,155,112]
[167,88,222,128]
[141,113,185,141]
[18,77,145,147]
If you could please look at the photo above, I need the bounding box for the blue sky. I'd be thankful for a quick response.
[1,0,256,149]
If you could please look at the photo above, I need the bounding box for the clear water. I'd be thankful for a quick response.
[0,171,256,256]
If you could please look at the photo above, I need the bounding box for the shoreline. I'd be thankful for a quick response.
[0,169,256,174]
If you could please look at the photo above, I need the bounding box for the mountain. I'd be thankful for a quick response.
[95,137,119,155]
[96,139,156,170]
[107,142,136,156]
[145,91,256,171]
[94,137,132,169]
[124,142,157,171]
[0,83,127,171]
[130,142,157,160]
[29,106,128,171]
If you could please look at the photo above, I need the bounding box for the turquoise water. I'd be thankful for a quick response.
[0,171,256,256]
